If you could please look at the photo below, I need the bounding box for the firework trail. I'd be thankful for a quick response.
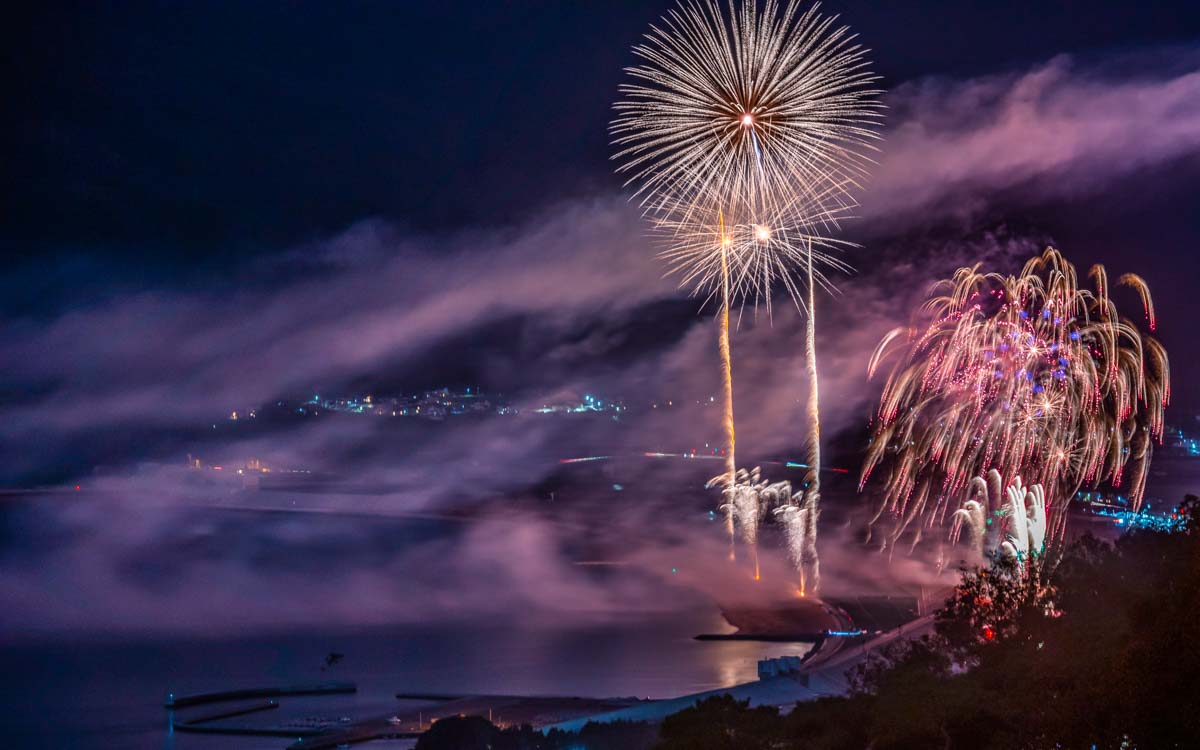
[718,211,737,558]
[862,248,1170,554]
[801,239,821,592]
[948,470,1002,556]
[613,0,881,583]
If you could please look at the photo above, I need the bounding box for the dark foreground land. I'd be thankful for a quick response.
[417,496,1200,750]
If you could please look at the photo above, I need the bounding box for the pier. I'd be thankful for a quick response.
[164,681,356,708]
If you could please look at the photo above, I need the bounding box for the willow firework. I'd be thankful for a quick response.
[862,248,1170,553]
[613,0,881,591]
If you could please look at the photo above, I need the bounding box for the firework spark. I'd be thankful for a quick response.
[613,0,881,590]
[654,192,855,314]
[710,467,813,583]
[949,470,1049,565]
[613,0,882,312]
[862,248,1170,553]
[612,0,882,236]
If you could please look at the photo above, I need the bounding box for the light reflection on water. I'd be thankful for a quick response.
[1,469,824,749]
[3,616,813,750]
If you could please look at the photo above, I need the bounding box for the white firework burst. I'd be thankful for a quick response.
[612,0,882,307]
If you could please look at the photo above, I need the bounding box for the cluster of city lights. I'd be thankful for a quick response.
[1074,491,1187,532]
[534,394,625,414]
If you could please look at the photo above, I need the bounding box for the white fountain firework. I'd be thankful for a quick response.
[768,480,819,597]
[708,467,769,577]
[710,467,768,546]
[707,467,817,584]
[950,470,1050,565]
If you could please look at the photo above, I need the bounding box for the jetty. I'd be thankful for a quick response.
[164,681,356,709]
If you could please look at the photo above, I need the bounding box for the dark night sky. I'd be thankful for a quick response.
[7,1,1200,267]
[3,1,1200,481]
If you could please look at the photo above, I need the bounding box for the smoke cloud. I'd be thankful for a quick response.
[3,47,1199,639]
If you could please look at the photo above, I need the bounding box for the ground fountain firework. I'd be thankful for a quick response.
[949,469,1051,565]
[707,467,817,591]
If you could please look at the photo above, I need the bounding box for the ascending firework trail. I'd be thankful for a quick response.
[717,211,737,560]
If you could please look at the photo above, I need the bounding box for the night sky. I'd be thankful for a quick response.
[7,2,1200,268]
[3,1,1200,642]
[7,1,1200,429]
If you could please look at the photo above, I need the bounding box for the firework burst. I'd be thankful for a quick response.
[612,0,882,239]
[862,248,1170,553]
